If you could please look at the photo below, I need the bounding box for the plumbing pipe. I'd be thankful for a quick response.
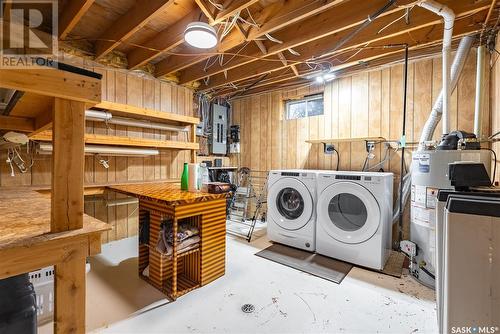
[418,0,455,136]
[474,45,485,139]
[38,143,159,156]
[418,35,474,149]
[84,110,189,132]
[85,109,112,121]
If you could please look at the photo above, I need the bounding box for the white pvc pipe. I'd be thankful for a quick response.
[85,110,189,132]
[474,45,485,139]
[418,0,455,136]
[85,110,112,121]
[38,143,159,156]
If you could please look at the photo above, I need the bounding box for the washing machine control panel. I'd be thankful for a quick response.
[320,174,382,184]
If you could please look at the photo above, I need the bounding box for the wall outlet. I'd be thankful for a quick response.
[324,143,335,154]
[400,240,417,257]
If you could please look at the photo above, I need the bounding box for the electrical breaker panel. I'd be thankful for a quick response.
[211,104,228,155]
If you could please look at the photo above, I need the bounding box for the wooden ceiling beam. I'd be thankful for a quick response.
[197,5,489,91]
[194,0,216,22]
[127,9,203,70]
[212,0,260,25]
[155,28,245,77]
[178,0,410,84]
[177,0,462,84]
[59,0,95,39]
[94,0,175,60]
[154,0,349,78]
[0,115,34,132]
[219,36,470,98]
[246,0,348,41]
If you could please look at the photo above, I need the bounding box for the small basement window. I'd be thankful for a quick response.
[285,94,324,120]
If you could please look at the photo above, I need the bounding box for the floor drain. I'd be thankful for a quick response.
[241,303,255,313]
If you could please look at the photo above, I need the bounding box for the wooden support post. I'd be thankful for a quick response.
[54,248,87,334]
[51,98,85,232]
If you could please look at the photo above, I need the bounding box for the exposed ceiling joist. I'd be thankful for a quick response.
[246,0,348,41]
[154,0,349,78]
[198,4,489,91]
[212,0,261,24]
[155,29,245,77]
[59,0,95,39]
[178,0,414,84]
[127,9,203,70]
[94,0,175,60]
[0,115,34,132]
[194,0,216,22]
[220,35,472,98]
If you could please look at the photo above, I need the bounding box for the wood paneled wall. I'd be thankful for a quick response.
[231,48,490,176]
[0,54,195,242]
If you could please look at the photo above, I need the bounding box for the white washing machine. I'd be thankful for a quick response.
[267,170,317,251]
[316,171,393,270]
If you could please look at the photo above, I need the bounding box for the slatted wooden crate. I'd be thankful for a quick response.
[121,183,227,300]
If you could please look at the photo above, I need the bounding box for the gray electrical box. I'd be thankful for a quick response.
[211,104,228,155]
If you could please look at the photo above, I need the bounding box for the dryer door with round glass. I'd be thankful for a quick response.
[318,181,380,244]
[268,177,313,231]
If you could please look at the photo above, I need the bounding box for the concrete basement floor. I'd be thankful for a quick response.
[67,233,437,334]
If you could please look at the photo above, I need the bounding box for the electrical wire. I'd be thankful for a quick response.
[332,146,340,171]
[481,148,497,186]
[489,130,500,139]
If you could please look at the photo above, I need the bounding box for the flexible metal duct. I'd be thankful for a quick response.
[418,35,474,148]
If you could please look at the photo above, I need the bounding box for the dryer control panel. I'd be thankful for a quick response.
[320,174,383,184]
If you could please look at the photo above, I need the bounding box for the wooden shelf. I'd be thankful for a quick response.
[93,101,200,125]
[306,136,386,144]
[30,131,199,150]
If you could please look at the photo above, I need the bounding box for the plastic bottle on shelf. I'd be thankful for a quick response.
[199,163,210,192]
[181,163,189,190]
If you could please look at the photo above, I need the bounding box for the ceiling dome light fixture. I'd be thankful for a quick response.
[184,22,218,49]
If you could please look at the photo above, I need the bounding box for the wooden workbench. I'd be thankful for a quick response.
[0,66,104,333]
[108,183,227,300]
[0,190,109,330]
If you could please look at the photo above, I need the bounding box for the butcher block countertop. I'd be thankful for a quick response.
[0,189,109,251]
[108,182,227,206]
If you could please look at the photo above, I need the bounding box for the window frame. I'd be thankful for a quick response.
[284,93,324,120]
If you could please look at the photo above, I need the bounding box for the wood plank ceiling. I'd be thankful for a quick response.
[55,0,499,98]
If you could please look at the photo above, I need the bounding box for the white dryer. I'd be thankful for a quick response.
[267,170,317,251]
[316,171,393,270]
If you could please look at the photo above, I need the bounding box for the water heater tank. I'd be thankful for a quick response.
[410,149,491,288]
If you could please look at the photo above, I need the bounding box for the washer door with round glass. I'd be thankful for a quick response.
[318,182,380,244]
[268,178,313,231]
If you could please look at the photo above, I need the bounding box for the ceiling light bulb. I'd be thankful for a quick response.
[315,76,325,83]
[184,22,218,49]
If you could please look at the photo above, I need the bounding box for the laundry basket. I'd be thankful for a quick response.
[29,267,54,325]
[29,263,91,325]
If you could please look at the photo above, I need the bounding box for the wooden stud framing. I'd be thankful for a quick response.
[51,98,86,232]
[59,0,95,39]
[0,115,34,132]
[94,0,175,60]
[54,247,87,334]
